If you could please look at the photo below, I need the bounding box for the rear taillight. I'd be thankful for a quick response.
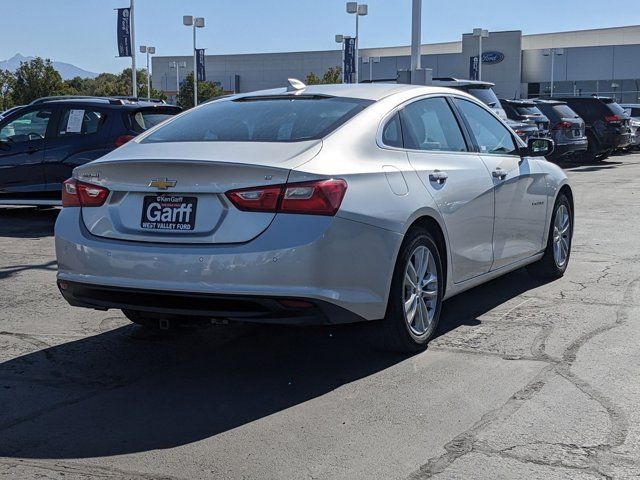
[514,129,525,137]
[114,135,135,147]
[62,179,110,207]
[226,179,347,216]
[605,115,621,124]
[553,121,573,130]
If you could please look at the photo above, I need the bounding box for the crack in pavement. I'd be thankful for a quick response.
[408,276,640,479]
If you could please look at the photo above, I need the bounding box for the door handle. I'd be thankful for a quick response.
[26,146,40,154]
[429,170,448,184]
[492,168,508,180]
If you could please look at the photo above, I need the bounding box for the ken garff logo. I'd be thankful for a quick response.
[149,178,177,190]
[482,51,505,65]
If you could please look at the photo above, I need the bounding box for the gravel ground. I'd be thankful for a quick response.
[0,154,639,479]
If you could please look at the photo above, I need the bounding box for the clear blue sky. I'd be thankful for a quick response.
[1,0,637,73]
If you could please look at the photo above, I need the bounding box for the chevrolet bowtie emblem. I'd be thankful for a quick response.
[149,178,177,190]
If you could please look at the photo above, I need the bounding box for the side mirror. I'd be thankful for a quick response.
[520,137,554,158]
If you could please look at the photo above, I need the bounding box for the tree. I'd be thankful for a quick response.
[305,66,342,86]
[11,57,66,104]
[176,71,224,109]
[0,70,14,110]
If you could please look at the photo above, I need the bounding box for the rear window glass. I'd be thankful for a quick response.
[516,106,542,116]
[132,110,177,133]
[552,105,579,119]
[466,88,500,107]
[605,101,626,116]
[141,96,373,143]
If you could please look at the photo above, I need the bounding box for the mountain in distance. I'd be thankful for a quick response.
[0,53,98,79]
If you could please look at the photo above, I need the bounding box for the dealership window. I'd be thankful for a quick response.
[58,109,106,136]
[529,79,640,103]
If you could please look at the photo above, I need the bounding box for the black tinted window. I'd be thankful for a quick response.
[141,96,372,143]
[132,110,177,133]
[455,99,518,155]
[516,106,542,116]
[400,97,467,152]
[467,88,500,107]
[552,105,579,119]
[381,113,403,148]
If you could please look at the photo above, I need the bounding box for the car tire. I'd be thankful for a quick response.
[367,228,444,353]
[527,193,573,279]
[582,135,600,163]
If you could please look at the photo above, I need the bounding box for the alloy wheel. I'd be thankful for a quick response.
[403,245,438,336]
[553,204,571,268]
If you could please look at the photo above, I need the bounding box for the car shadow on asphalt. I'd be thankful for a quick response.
[0,207,59,238]
[0,267,552,460]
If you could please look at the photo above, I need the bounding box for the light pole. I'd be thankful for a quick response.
[346,2,368,84]
[130,0,137,97]
[472,28,489,81]
[140,45,155,100]
[543,48,564,97]
[410,0,421,75]
[169,60,186,105]
[183,15,205,106]
[335,34,351,83]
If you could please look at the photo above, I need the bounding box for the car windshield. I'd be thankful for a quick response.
[516,106,542,116]
[141,96,373,143]
[553,105,579,119]
[466,88,500,107]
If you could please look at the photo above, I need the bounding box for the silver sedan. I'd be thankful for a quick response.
[55,83,573,352]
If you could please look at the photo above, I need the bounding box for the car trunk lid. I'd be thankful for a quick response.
[74,140,322,244]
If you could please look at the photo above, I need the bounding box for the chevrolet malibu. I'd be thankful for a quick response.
[55,83,573,352]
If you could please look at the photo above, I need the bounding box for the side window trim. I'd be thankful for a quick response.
[445,96,475,153]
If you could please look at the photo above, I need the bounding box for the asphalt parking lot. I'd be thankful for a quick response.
[0,154,639,480]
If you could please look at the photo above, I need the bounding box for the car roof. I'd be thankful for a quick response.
[230,83,476,102]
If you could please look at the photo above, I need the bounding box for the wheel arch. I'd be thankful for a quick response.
[404,215,449,297]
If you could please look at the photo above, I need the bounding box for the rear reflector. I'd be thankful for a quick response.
[62,178,110,207]
[226,179,347,216]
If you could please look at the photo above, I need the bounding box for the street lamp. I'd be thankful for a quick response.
[183,15,205,106]
[169,60,187,105]
[335,34,351,83]
[346,2,368,84]
[363,56,380,82]
[139,45,156,101]
[543,48,564,97]
[472,28,489,81]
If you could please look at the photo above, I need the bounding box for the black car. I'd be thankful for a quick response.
[0,97,181,206]
[533,99,588,161]
[500,99,550,137]
[554,96,632,161]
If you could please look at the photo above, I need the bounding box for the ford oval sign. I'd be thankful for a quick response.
[482,51,505,64]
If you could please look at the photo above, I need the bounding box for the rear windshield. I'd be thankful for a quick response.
[466,88,500,107]
[132,109,179,133]
[552,104,579,119]
[604,101,626,116]
[516,106,542,116]
[141,96,373,143]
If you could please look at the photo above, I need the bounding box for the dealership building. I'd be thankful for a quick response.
[152,25,640,103]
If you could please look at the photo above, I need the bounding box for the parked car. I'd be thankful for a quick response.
[431,78,508,120]
[0,105,25,120]
[0,96,181,206]
[56,82,573,353]
[500,99,550,137]
[620,104,640,149]
[533,99,588,161]
[506,119,540,143]
[554,96,632,161]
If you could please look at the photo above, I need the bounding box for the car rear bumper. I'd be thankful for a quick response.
[55,207,403,322]
[549,140,588,158]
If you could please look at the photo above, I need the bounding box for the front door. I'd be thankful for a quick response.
[454,98,548,270]
[0,107,54,198]
[400,96,495,283]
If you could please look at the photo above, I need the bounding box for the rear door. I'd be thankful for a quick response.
[44,105,111,194]
[0,106,54,196]
[454,98,548,270]
[400,96,496,283]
